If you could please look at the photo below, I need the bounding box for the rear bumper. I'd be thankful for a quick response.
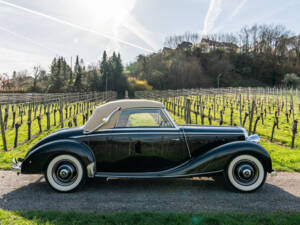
[270,170,277,176]
[12,158,22,171]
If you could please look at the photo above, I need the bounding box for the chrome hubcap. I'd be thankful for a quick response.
[233,160,258,186]
[59,169,69,178]
[242,168,252,178]
[52,161,78,186]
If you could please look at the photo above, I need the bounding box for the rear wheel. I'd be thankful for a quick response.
[45,154,86,192]
[225,154,266,192]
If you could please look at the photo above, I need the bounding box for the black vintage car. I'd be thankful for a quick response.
[13,99,275,192]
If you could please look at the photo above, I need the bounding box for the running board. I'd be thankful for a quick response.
[94,170,223,179]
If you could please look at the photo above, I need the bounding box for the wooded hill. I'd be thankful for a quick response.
[127,24,300,89]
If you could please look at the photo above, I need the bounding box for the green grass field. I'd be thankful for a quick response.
[0,210,300,225]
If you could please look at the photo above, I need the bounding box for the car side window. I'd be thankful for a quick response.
[116,108,173,128]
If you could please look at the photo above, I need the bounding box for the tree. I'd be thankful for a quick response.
[49,58,61,92]
[100,51,109,92]
[113,53,127,97]
[48,57,73,92]
[282,73,300,88]
[73,56,83,91]
[87,68,101,91]
[32,65,41,92]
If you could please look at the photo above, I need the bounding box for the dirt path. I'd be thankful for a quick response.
[0,171,300,213]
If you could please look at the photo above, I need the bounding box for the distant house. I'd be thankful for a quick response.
[199,38,239,52]
[162,47,172,54]
[177,41,193,50]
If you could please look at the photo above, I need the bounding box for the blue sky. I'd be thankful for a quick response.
[0,0,300,74]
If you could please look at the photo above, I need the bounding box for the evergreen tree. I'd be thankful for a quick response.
[114,52,127,97]
[100,51,109,91]
[74,56,82,91]
[89,69,101,91]
[49,57,63,92]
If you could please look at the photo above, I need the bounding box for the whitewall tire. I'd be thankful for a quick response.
[225,154,266,192]
[45,154,86,192]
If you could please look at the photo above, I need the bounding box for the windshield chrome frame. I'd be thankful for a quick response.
[114,107,177,129]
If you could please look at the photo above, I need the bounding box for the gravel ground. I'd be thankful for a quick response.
[0,171,300,213]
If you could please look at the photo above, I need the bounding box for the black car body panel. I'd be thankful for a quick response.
[20,124,272,178]
[180,125,246,157]
[22,138,95,175]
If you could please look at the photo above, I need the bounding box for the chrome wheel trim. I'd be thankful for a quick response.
[227,155,265,192]
[232,160,259,186]
[46,155,83,192]
[52,161,78,186]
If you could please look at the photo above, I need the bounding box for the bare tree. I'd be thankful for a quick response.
[164,32,200,48]
[32,65,43,92]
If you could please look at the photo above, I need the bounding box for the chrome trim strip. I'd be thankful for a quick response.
[241,127,248,139]
[115,107,176,129]
[184,132,244,135]
[182,129,192,158]
[96,128,180,131]
[74,132,244,139]
[94,170,224,179]
[162,108,179,129]
[73,132,184,139]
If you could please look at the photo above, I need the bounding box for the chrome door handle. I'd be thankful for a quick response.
[171,138,180,141]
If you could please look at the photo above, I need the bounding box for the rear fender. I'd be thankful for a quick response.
[183,141,272,174]
[21,139,96,178]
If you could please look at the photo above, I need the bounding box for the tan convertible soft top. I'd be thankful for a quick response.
[83,99,164,132]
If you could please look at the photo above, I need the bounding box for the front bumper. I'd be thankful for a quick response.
[12,158,23,171]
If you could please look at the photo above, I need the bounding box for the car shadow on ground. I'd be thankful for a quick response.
[1,175,300,213]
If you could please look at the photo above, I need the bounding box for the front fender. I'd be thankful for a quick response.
[21,139,96,178]
[182,141,272,174]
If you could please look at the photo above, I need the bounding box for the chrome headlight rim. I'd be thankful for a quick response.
[247,134,260,143]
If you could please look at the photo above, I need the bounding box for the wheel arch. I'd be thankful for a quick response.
[183,141,272,175]
[21,139,96,178]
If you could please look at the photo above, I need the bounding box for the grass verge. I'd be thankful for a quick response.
[0,210,300,225]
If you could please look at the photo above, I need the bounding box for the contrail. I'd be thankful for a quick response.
[202,0,222,36]
[231,0,247,19]
[0,25,60,54]
[0,0,154,53]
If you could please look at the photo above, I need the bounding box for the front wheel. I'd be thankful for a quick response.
[45,154,86,192]
[225,154,266,192]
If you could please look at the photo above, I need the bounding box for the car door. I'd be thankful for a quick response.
[112,108,190,172]
[88,108,190,173]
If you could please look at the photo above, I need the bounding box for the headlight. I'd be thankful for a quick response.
[247,134,260,143]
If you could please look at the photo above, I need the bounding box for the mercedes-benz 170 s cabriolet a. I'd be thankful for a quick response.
[12,99,275,192]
